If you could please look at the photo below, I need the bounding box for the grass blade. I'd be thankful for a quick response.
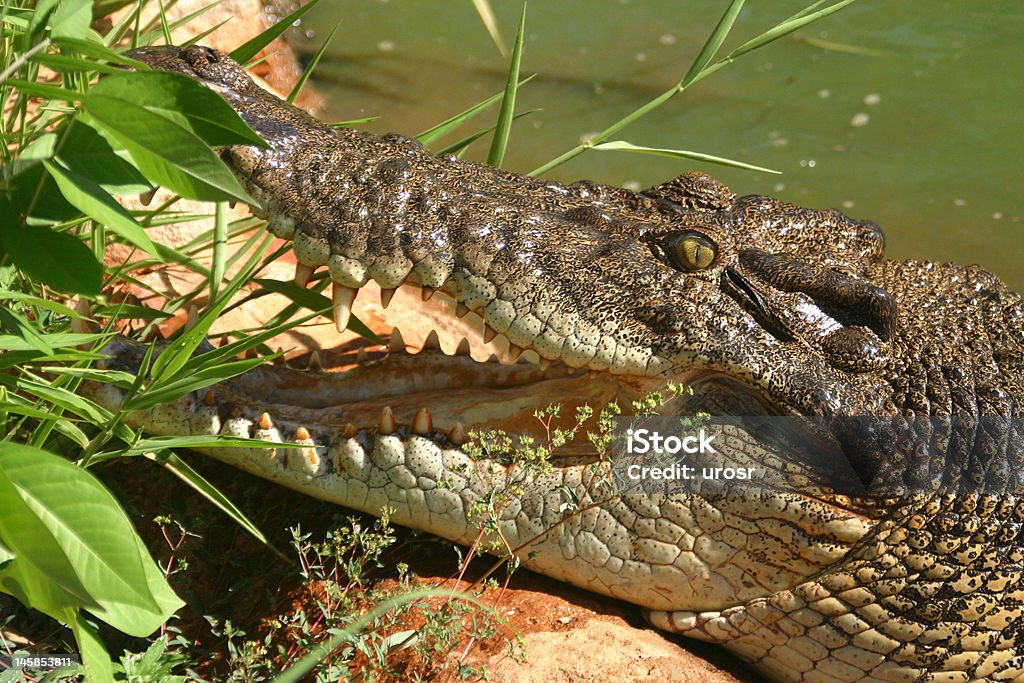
[485,2,526,168]
[471,0,508,56]
[592,140,780,174]
[680,0,745,88]
[143,449,284,559]
[726,0,859,60]
[229,0,322,64]
[288,23,338,104]
[416,75,534,146]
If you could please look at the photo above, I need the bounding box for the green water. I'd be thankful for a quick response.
[290,0,1023,290]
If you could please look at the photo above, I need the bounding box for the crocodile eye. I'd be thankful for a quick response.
[666,231,717,271]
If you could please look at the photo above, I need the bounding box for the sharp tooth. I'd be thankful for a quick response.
[506,344,524,362]
[380,287,397,308]
[332,284,358,332]
[273,347,286,364]
[455,338,472,356]
[258,412,273,430]
[412,408,433,435]
[456,302,470,318]
[421,287,435,301]
[296,426,311,441]
[356,347,369,362]
[139,186,158,205]
[378,407,396,435]
[421,330,441,351]
[388,328,406,353]
[203,390,217,406]
[448,421,466,446]
[483,324,498,344]
[307,350,323,371]
[343,423,357,438]
[228,201,237,210]
[295,263,316,287]
[539,357,552,370]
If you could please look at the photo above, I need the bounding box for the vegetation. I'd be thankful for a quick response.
[0,0,858,679]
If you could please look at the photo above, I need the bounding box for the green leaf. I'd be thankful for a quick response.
[592,140,781,174]
[681,0,745,88]
[81,98,251,203]
[25,0,59,41]
[229,0,322,63]
[31,52,126,74]
[44,160,158,255]
[288,24,338,104]
[0,289,78,319]
[91,72,264,147]
[129,356,269,410]
[725,0,859,61]
[486,3,526,169]
[251,278,382,342]
[130,435,304,453]
[0,444,183,636]
[3,78,82,101]
[0,332,107,351]
[48,0,91,39]
[416,75,535,146]
[0,305,52,355]
[68,609,114,682]
[59,118,151,195]
[0,225,102,295]
[143,450,274,555]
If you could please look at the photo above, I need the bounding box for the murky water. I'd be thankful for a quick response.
[290,0,1023,290]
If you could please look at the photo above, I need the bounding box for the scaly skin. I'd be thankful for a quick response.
[86,45,1024,682]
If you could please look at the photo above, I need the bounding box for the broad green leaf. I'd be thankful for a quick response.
[229,0,322,63]
[49,0,91,39]
[486,3,526,169]
[91,72,264,147]
[69,609,114,682]
[4,78,81,101]
[52,36,141,65]
[592,140,781,174]
[81,97,251,203]
[1,153,79,226]
[59,119,151,194]
[44,160,158,255]
[32,52,125,74]
[0,225,102,295]
[25,0,58,42]
[0,443,183,636]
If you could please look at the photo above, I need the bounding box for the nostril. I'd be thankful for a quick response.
[738,248,899,342]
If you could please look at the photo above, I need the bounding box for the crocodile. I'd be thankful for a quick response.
[85,45,1024,682]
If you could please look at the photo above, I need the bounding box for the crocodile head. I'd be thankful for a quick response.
[106,48,1024,681]
[127,45,902,429]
